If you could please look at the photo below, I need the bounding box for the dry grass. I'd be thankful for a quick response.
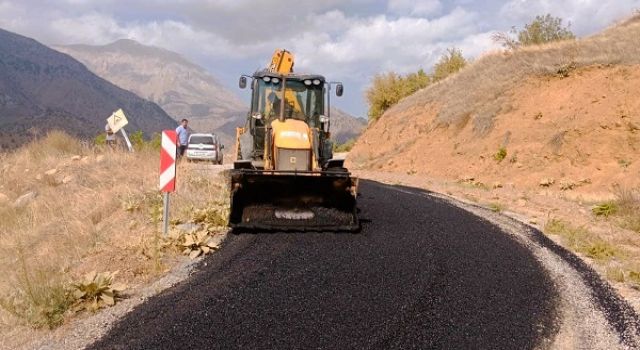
[389,13,640,133]
[544,218,621,262]
[0,132,227,338]
[611,186,640,233]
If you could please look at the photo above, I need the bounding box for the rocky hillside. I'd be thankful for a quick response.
[0,29,175,149]
[348,15,640,193]
[56,40,246,139]
[57,40,366,146]
[330,107,366,143]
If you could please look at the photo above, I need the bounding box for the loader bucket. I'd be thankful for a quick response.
[229,170,359,232]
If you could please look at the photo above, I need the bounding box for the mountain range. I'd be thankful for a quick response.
[56,39,366,145]
[56,39,245,139]
[0,29,175,149]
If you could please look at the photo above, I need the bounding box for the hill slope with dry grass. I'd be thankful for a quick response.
[348,14,640,192]
[0,132,228,349]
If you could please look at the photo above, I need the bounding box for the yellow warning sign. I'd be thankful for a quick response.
[107,109,129,133]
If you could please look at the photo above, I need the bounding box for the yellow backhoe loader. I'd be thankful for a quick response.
[229,49,359,231]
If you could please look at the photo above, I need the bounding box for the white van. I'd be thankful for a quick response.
[186,133,224,164]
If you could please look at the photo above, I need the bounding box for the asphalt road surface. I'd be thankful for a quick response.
[89,180,640,349]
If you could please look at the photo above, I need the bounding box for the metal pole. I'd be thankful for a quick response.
[163,192,170,236]
[120,128,134,153]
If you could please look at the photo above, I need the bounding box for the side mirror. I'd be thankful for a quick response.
[336,83,344,97]
[239,76,247,89]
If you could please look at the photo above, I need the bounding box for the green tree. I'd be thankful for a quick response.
[518,14,575,46]
[402,69,431,96]
[432,48,467,82]
[365,72,404,122]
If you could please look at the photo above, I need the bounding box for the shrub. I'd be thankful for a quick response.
[129,130,145,149]
[148,133,162,151]
[366,69,431,122]
[493,14,575,49]
[366,71,430,122]
[95,133,106,146]
[518,14,575,46]
[493,147,507,163]
[70,271,126,312]
[592,201,618,217]
[365,48,468,122]
[334,139,356,153]
[489,202,505,213]
[432,48,467,82]
[0,250,71,329]
[180,231,219,259]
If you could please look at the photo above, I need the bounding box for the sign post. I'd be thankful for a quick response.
[120,129,133,153]
[159,130,177,236]
[107,109,133,152]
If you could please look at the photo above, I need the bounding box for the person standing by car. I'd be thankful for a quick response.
[176,119,190,157]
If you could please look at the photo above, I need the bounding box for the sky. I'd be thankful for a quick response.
[1,0,639,117]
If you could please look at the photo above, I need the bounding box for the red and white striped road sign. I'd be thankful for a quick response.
[159,130,177,192]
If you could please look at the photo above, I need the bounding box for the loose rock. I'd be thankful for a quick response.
[176,223,201,234]
[560,180,576,191]
[539,178,555,187]
[45,169,58,176]
[460,175,475,182]
[13,191,37,208]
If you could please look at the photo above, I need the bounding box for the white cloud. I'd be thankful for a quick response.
[499,0,640,35]
[388,0,443,17]
[0,0,636,116]
[294,7,479,77]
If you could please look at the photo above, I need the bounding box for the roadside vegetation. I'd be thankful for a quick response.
[593,187,640,233]
[366,48,467,122]
[0,132,228,342]
[365,14,575,123]
[541,185,640,287]
[334,138,357,153]
[365,13,580,125]
[492,14,575,50]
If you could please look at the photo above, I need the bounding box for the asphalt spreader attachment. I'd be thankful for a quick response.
[229,170,359,232]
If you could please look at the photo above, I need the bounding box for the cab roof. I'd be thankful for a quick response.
[252,69,326,82]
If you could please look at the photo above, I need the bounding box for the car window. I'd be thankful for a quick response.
[189,136,215,145]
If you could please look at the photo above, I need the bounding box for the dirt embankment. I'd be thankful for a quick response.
[349,64,640,194]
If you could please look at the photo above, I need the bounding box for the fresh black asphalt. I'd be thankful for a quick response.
[90,180,561,349]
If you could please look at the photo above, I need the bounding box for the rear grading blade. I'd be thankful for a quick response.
[229,170,359,232]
